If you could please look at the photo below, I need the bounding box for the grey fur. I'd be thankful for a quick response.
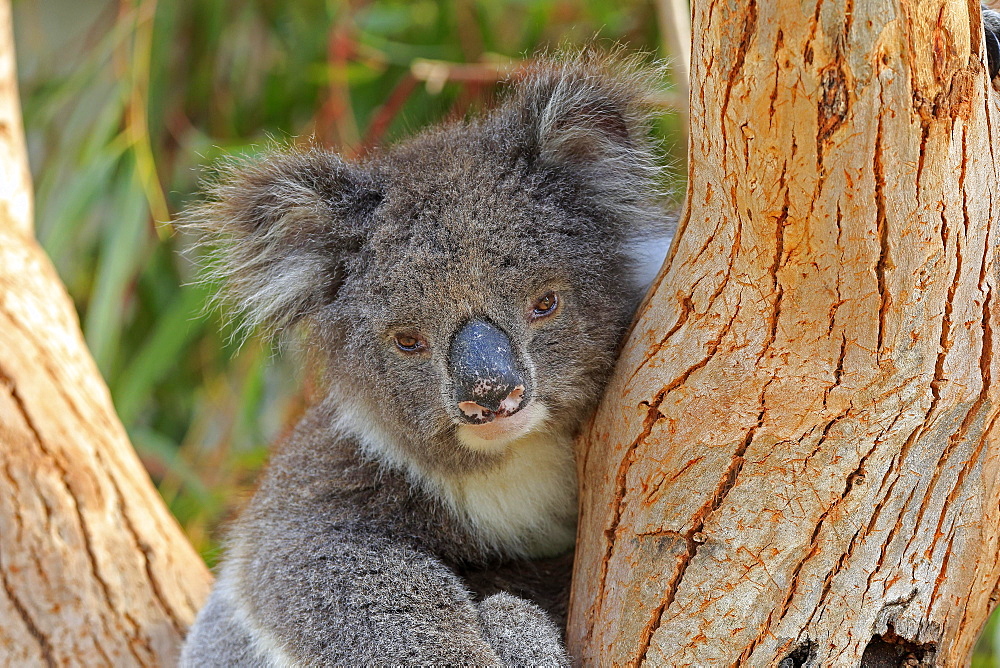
[181,51,673,666]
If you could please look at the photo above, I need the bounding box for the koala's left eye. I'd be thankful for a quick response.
[394,333,427,353]
[530,292,559,320]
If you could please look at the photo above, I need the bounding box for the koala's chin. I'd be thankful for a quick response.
[456,401,550,452]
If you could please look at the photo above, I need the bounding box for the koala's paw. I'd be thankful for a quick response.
[984,6,1000,79]
[478,593,570,668]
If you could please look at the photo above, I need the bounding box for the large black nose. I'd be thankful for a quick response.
[448,320,527,423]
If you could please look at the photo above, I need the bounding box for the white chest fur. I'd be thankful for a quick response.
[440,429,578,558]
[339,403,579,558]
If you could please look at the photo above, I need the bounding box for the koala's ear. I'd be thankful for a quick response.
[185,147,381,339]
[501,52,665,200]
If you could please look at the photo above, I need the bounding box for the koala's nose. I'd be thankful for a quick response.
[457,386,525,423]
[448,319,527,423]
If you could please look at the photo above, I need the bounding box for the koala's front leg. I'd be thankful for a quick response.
[230,531,501,665]
[204,518,573,666]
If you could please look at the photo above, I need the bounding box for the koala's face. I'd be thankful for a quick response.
[315,128,642,468]
[196,55,669,474]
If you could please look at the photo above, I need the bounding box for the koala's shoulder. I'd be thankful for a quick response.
[238,406,483,559]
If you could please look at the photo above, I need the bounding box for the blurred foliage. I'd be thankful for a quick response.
[11,0,999,662]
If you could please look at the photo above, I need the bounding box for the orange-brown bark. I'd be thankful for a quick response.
[569,0,1000,665]
[0,2,211,664]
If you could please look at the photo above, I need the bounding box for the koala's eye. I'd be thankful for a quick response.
[394,333,426,353]
[530,292,559,320]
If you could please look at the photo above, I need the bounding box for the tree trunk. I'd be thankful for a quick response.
[0,2,211,665]
[569,0,1000,666]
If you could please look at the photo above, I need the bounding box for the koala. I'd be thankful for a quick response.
[179,51,670,667]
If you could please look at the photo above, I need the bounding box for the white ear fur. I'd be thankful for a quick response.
[185,148,375,342]
[202,186,338,341]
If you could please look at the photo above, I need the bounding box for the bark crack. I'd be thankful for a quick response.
[720,0,758,176]
[796,412,909,634]
[915,121,930,197]
[826,204,846,340]
[771,411,856,632]
[768,28,781,130]
[595,296,744,633]
[873,103,892,355]
[0,372,55,666]
[628,217,744,388]
[902,129,987,573]
[590,383,667,647]
[926,284,994,571]
[0,361,145,665]
[0,549,54,667]
[866,482,920,594]
[823,333,849,411]
[757,187,789,365]
[106,446,187,638]
[911,134,982,565]
[635,363,768,666]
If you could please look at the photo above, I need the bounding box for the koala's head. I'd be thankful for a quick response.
[189,53,670,477]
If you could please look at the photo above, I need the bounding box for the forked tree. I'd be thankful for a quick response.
[2,0,1000,666]
[567,0,1000,666]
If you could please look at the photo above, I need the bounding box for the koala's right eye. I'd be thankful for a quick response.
[394,333,427,353]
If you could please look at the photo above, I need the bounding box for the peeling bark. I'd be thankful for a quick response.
[0,3,211,665]
[569,0,1000,665]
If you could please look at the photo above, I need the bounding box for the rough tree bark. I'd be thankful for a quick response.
[569,0,1000,666]
[0,2,211,665]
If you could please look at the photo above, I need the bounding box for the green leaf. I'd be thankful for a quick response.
[130,427,212,506]
[112,282,210,424]
[82,159,150,374]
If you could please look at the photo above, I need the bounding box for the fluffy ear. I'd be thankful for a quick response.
[184,147,381,339]
[500,51,667,207]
